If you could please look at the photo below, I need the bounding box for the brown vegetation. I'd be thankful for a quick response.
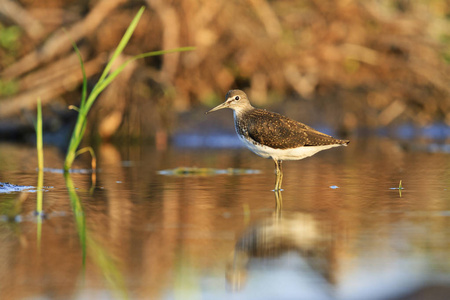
[0,0,449,140]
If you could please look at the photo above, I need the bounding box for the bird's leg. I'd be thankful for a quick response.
[273,159,279,191]
[274,188,283,215]
[274,159,283,191]
[278,160,283,190]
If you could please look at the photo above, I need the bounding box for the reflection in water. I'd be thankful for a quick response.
[0,139,449,299]
[36,169,44,249]
[65,171,128,299]
[65,172,87,265]
[227,190,332,294]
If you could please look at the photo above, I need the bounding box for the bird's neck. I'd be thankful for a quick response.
[232,102,254,118]
[232,105,255,139]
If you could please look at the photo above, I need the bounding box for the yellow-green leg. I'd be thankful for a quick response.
[274,188,283,214]
[273,159,283,191]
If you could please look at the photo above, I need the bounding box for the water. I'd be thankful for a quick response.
[0,137,449,300]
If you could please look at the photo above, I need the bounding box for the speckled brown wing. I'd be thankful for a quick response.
[243,109,348,149]
[301,127,349,146]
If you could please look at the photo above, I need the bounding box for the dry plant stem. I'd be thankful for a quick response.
[20,46,91,90]
[247,0,282,39]
[147,0,180,81]
[1,0,126,79]
[0,0,45,40]
[0,55,105,118]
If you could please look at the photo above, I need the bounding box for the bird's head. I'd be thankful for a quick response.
[206,90,253,115]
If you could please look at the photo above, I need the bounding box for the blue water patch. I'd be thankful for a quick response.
[357,122,450,141]
[421,123,450,139]
[427,143,450,153]
[395,122,450,140]
[329,185,339,189]
[173,132,243,148]
[395,124,416,139]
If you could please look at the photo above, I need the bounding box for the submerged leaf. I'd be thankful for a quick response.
[157,167,261,176]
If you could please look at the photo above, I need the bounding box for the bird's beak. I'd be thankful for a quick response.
[206,101,229,114]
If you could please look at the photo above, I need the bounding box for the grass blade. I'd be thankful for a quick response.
[97,6,145,84]
[93,47,196,102]
[35,97,44,249]
[36,98,44,171]
[71,41,88,107]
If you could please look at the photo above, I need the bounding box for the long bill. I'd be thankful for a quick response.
[206,102,229,114]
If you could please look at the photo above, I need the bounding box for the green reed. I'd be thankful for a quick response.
[64,6,195,171]
[35,98,44,247]
[36,98,43,171]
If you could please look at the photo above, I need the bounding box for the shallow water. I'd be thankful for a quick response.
[0,137,449,300]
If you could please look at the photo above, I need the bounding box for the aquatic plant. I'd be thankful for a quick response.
[64,7,194,171]
[35,98,43,171]
[34,98,44,247]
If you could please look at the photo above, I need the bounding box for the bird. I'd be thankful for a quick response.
[206,89,349,191]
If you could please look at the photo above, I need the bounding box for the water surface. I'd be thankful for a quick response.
[0,138,449,299]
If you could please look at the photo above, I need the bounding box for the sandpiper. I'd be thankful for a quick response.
[206,89,349,191]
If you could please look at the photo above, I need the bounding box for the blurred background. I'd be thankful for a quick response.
[0,0,449,147]
[1,2,450,299]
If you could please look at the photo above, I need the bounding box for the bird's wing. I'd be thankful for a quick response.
[245,110,347,149]
[301,127,349,146]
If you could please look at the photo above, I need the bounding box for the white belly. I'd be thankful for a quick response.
[237,134,343,161]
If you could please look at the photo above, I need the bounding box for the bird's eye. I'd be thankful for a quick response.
[234,96,240,101]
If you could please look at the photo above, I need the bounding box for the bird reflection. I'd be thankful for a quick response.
[226,190,332,292]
